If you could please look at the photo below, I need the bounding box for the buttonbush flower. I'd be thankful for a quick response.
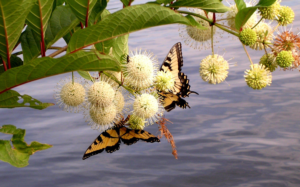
[259,53,278,72]
[244,64,272,90]
[54,76,86,113]
[133,93,164,125]
[87,80,115,109]
[154,71,175,92]
[85,104,119,131]
[129,114,145,130]
[276,50,294,68]
[123,49,157,90]
[259,0,281,20]
[250,22,273,50]
[277,6,295,26]
[199,54,229,84]
[179,9,217,50]
[239,28,257,46]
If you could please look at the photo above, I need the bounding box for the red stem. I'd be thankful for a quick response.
[2,58,7,71]
[7,54,10,69]
[80,22,84,29]
[85,0,90,28]
[39,0,46,57]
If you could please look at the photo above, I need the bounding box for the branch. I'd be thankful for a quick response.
[48,46,68,58]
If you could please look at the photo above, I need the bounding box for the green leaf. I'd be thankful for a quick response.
[235,0,276,30]
[0,0,36,63]
[234,0,246,11]
[0,55,23,74]
[45,5,80,48]
[169,0,230,13]
[20,26,41,64]
[53,0,65,10]
[120,0,133,6]
[26,0,55,37]
[0,51,120,94]
[0,90,54,110]
[66,0,97,26]
[77,70,94,81]
[0,125,52,168]
[185,15,208,30]
[21,6,80,63]
[89,0,107,25]
[95,35,129,61]
[67,4,191,53]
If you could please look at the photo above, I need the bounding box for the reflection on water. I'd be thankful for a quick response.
[1,0,300,186]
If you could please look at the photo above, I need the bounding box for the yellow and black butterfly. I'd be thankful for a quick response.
[82,116,160,160]
[159,42,198,112]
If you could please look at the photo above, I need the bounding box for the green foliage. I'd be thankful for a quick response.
[0,55,23,74]
[89,0,107,25]
[26,0,54,37]
[0,51,121,93]
[235,0,277,30]
[0,90,54,110]
[21,5,80,63]
[67,4,192,53]
[185,15,208,30]
[0,0,36,63]
[66,0,97,26]
[77,71,94,81]
[0,125,52,168]
[170,0,230,13]
[234,0,246,11]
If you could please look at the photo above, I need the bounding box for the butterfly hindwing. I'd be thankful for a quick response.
[160,92,190,112]
[120,127,160,145]
[82,128,121,160]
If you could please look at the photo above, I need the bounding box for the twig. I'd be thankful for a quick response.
[48,46,68,58]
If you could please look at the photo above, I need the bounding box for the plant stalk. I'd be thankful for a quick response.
[252,17,263,29]
[48,46,68,58]
[243,45,253,65]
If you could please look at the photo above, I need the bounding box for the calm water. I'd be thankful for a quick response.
[1,1,300,186]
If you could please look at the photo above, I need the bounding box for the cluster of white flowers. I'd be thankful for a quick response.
[55,49,175,132]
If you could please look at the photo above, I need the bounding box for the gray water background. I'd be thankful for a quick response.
[1,0,300,186]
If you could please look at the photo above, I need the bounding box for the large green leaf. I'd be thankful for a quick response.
[234,0,246,11]
[20,26,41,64]
[95,35,129,61]
[235,0,276,30]
[21,5,80,63]
[0,125,52,168]
[66,0,97,26]
[67,4,191,53]
[0,0,36,63]
[26,0,55,37]
[169,0,230,13]
[0,90,54,110]
[89,0,107,25]
[0,51,120,94]
[185,15,208,30]
[45,5,80,47]
[0,55,23,74]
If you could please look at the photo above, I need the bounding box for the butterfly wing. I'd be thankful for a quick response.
[120,127,160,145]
[160,92,190,112]
[82,128,121,160]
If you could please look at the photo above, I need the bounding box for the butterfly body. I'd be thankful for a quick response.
[159,42,198,112]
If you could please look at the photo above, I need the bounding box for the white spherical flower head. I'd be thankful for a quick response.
[54,76,86,113]
[154,71,175,92]
[199,54,229,84]
[87,81,115,108]
[133,93,163,125]
[179,8,220,50]
[86,104,118,131]
[227,1,257,29]
[250,22,274,50]
[123,49,157,90]
[114,91,125,113]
